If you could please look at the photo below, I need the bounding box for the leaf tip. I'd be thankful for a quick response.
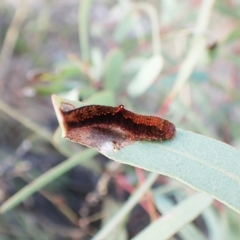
[51,94,68,137]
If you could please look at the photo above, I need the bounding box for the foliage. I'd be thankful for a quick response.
[0,0,240,239]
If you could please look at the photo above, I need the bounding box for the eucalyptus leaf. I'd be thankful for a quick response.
[106,130,240,213]
[85,90,116,106]
[52,95,240,213]
[153,194,207,240]
[103,48,124,91]
[127,54,164,97]
[102,198,127,240]
[132,193,212,240]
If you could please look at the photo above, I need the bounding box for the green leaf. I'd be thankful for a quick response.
[85,90,117,106]
[36,81,67,95]
[102,198,127,240]
[225,207,240,240]
[90,47,104,81]
[52,95,240,213]
[103,48,124,91]
[132,193,212,240]
[127,54,164,97]
[106,130,240,213]
[114,13,132,43]
[153,193,207,240]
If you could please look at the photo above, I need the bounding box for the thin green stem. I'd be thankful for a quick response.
[79,0,94,62]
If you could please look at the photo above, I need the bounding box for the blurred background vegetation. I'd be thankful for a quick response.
[0,0,240,239]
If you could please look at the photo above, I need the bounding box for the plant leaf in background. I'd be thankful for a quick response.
[153,191,208,240]
[52,95,240,214]
[85,90,116,106]
[127,54,164,97]
[103,48,124,91]
[102,198,127,240]
[107,130,240,213]
[132,193,213,240]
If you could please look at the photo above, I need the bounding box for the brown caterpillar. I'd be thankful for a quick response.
[61,103,176,146]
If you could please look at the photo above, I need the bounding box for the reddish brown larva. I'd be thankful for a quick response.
[61,104,176,142]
